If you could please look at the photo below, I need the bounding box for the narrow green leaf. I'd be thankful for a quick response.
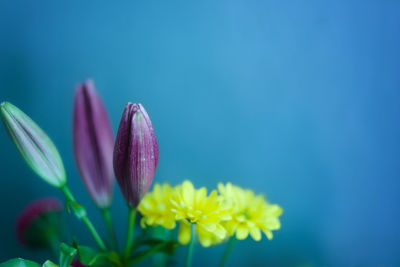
[0,258,40,267]
[0,102,66,187]
[41,261,58,267]
[104,252,120,265]
[133,237,177,251]
[59,243,77,267]
[128,240,179,266]
[74,245,120,266]
[142,226,172,267]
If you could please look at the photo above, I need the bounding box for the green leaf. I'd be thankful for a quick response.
[132,226,172,249]
[0,258,40,267]
[142,227,172,267]
[74,245,120,266]
[41,261,58,267]
[144,225,171,240]
[59,243,77,267]
[0,102,66,188]
[128,239,179,266]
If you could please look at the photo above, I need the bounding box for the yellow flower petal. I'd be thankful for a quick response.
[249,228,262,241]
[218,182,282,242]
[138,182,177,230]
[201,223,216,232]
[198,226,225,247]
[236,227,249,240]
[264,230,273,240]
[182,180,195,206]
[214,224,227,239]
[199,238,212,247]
[140,218,147,228]
[178,222,192,245]
[195,187,207,204]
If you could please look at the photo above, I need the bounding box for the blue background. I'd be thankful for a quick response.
[1,1,400,266]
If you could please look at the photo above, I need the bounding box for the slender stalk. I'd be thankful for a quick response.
[81,216,107,250]
[219,236,237,267]
[60,185,107,250]
[60,185,75,201]
[123,207,136,258]
[185,223,196,267]
[102,208,118,250]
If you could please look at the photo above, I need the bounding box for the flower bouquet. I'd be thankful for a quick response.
[0,80,282,267]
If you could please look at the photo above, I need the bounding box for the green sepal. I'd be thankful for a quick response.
[42,261,58,267]
[59,243,77,267]
[65,201,87,219]
[0,258,40,267]
[0,102,66,188]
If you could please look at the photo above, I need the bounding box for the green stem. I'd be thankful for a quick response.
[81,216,107,251]
[102,208,118,250]
[185,223,196,267]
[219,236,236,267]
[60,185,75,201]
[60,185,107,251]
[123,207,136,258]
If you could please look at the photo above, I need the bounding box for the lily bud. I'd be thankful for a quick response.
[0,102,66,187]
[113,103,159,208]
[16,198,63,249]
[73,80,114,208]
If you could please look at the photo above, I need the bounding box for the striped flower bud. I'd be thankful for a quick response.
[113,103,159,208]
[73,80,114,208]
[0,102,66,187]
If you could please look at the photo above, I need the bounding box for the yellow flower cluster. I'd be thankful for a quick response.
[138,180,282,247]
[218,183,282,241]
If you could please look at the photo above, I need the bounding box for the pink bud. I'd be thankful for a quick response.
[16,198,63,248]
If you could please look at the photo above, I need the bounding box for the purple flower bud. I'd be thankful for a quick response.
[73,80,114,208]
[16,198,63,248]
[113,103,159,208]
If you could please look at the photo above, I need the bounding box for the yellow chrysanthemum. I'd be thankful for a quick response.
[218,182,282,241]
[137,183,176,229]
[170,180,231,247]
